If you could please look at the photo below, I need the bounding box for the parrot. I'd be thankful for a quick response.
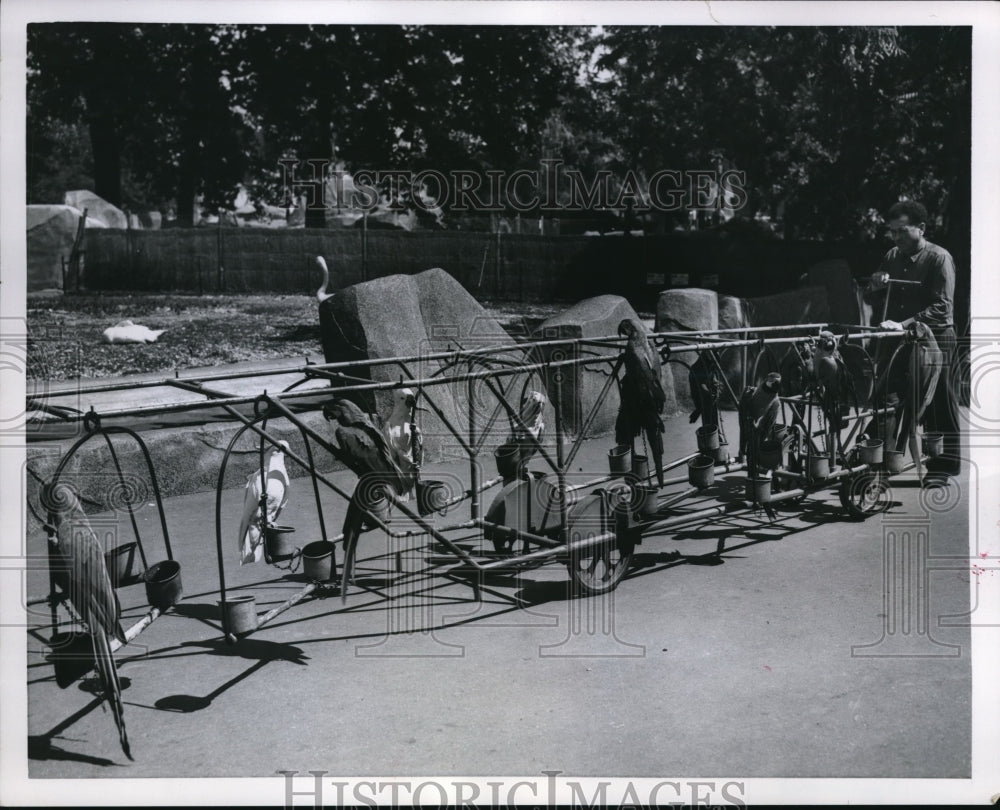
[237,440,291,565]
[739,372,783,520]
[41,480,132,760]
[324,398,410,601]
[615,319,667,488]
[382,388,427,500]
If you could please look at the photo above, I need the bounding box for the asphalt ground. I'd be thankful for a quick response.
[20,406,975,782]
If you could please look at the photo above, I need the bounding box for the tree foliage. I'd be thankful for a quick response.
[27,23,970,244]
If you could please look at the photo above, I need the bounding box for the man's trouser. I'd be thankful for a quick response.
[927,325,962,472]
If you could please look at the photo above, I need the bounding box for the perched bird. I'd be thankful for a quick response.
[812,330,853,432]
[41,481,132,760]
[687,352,723,428]
[237,441,291,565]
[739,372,783,518]
[101,320,165,344]
[894,322,944,478]
[496,390,547,483]
[324,398,408,601]
[315,255,334,303]
[615,319,667,488]
[382,388,427,500]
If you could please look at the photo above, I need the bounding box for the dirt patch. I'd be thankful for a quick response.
[27,293,571,381]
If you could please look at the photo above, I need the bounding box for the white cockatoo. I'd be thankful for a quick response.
[101,320,166,344]
[238,440,291,565]
[381,388,426,501]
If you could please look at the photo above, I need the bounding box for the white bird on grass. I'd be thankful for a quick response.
[237,440,291,565]
[101,320,166,344]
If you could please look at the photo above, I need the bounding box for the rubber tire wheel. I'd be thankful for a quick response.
[566,531,634,596]
[838,471,890,519]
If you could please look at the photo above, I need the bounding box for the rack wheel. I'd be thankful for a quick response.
[566,530,634,595]
[838,470,890,519]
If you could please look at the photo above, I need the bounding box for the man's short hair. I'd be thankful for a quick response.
[886,200,928,225]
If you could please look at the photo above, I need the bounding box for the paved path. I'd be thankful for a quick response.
[22,407,974,782]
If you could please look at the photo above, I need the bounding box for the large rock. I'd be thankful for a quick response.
[63,190,128,229]
[803,259,861,325]
[318,273,464,461]
[716,294,752,403]
[533,295,677,440]
[656,288,719,333]
[413,267,525,455]
[656,288,720,411]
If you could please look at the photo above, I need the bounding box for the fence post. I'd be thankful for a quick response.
[361,211,368,281]
[217,216,225,292]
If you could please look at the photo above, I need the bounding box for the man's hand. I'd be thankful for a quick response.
[879,320,904,331]
[870,271,890,290]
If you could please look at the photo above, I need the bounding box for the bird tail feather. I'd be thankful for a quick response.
[92,630,132,760]
[340,499,364,604]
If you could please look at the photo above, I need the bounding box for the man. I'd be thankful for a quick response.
[866,200,961,478]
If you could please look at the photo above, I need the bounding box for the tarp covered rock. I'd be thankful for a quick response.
[26,205,101,291]
[63,190,128,229]
[533,295,677,440]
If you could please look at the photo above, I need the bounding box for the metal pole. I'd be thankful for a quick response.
[468,365,480,520]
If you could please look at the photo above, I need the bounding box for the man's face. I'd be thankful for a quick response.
[887,215,925,255]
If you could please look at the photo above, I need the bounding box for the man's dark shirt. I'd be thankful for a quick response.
[865,240,956,329]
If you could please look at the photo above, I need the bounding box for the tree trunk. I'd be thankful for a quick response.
[87,111,122,207]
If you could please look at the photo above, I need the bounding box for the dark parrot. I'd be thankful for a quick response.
[811,330,853,432]
[687,351,723,429]
[615,319,667,488]
[739,372,783,520]
[893,322,944,477]
[324,398,409,601]
[41,481,132,760]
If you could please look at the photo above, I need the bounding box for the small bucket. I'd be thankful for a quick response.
[746,476,773,504]
[809,454,830,481]
[143,559,183,611]
[417,480,449,516]
[221,594,258,637]
[633,483,659,520]
[302,540,336,582]
[608,446,630,477]
[104,541,137,588]
[758,440,783,470]
[712,443,729,465]
[264,525,296,561]
[688,455,716,489]
[858,439,884,466]
[922,433,944,458]
[494,444,520,480]
[630,454,650,482]
[884,449,906,474]
[697,424,720,451]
